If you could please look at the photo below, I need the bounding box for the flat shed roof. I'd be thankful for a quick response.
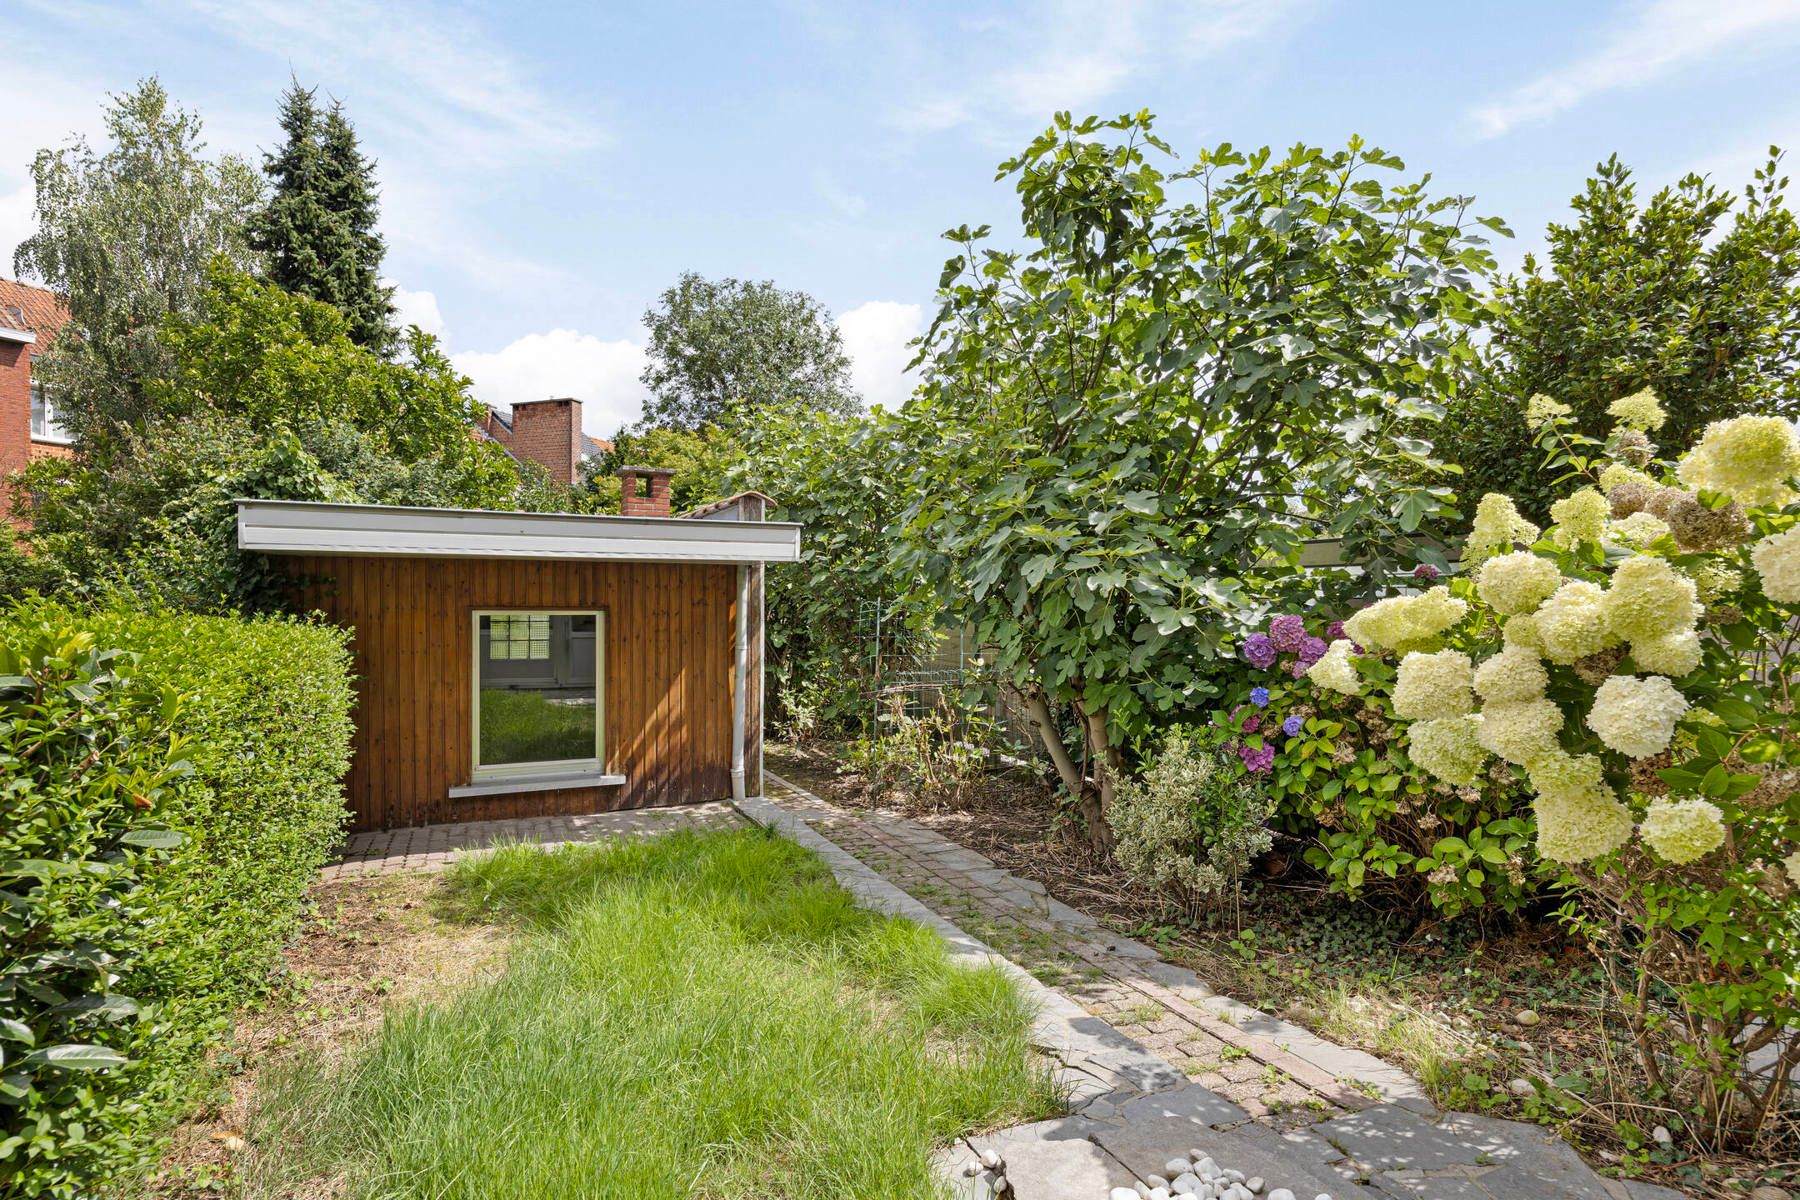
[235,499,802,564]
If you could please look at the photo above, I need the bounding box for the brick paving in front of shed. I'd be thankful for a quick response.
[322,800,744,878]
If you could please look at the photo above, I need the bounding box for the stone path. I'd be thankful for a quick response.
[754,773,1686,1200]
[321,801,742,878]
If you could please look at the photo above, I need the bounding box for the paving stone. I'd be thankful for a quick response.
[962,1117,1138,1198]
[1370,1168,1494,1199]
[1619,1182,1687,1200]
[1111,1082,1251,1133]
[1313,1105,1491,1172]
[1097,1114,1374,1199]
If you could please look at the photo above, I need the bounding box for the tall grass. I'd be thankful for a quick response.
[243,829,1057,1199]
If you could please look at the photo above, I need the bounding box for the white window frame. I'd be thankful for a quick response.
[470,609,605,781]
[29,367,72,446]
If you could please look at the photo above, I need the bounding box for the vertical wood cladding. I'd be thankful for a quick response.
[293,556,741,830]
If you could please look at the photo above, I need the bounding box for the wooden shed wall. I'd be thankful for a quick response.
[291,555,760,831]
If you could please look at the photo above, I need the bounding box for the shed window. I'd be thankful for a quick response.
[472,611,603,777]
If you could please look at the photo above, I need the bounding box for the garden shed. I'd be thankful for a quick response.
[235,477,799,830]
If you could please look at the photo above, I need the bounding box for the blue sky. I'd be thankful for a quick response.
[5,0,1800,435]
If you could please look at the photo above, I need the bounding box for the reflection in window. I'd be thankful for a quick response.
[30,377,71,442]
[475,612,600,773]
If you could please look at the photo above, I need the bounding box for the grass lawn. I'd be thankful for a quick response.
[236,829,1058,1199]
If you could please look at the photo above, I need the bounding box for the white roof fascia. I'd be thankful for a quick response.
[235,499,801,563]
[0,328,34,345]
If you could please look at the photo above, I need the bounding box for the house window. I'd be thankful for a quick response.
[472,611,603,776]
[29,372,71,443]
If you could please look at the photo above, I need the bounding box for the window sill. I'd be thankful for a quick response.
[448,772,626,800]
[30,435,73,447]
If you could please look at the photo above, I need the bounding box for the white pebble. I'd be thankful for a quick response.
[1245,1178,1265,1195]
[980,1148,1004,1170]
[1166,1159,1193,1176]
[1145,1177,1170,1191]
[1315,1195,1334,1200]
[1111,1191,1140,1200]
[1149,1189,1173,1200]
[1507,1078,1534,1097]
[961,1158,980,1177]
[1194,1156,1219,1176]
[1172,1174,1202,1194]
[1224,1169,1246,1183]
[1651,1125,1672,1146]
[1268,1190,1297,1200]
[1228,1186,1253,1200]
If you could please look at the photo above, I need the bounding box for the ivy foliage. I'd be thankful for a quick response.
[894,112,1500,843]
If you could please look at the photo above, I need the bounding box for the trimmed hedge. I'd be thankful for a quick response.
[1,599,355,1197]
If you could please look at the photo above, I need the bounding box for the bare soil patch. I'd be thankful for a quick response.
[143,871,512,1198]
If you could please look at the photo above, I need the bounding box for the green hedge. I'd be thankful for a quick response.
[1,599,355,1197]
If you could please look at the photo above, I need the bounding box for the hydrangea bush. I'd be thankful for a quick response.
[1195,612,1540,919]
[1312,392,1800,1146]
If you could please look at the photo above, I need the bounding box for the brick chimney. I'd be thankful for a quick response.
[508,397,584,485]
[619,466,675,517]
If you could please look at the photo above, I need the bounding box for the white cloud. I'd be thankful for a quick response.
[453,330,648,437]
[838,300,924,411]
[1470,0,1800,138]
[887,0,1310,134]
[180,0,605,170]
[387,282,445,339]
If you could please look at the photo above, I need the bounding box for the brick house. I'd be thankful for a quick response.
[0,278,73,491]
[475,397,612,486]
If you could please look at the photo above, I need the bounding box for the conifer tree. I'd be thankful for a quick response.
[250,81,394,351]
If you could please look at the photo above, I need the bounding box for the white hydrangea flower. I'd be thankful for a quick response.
[1525,393,1572,429]
[1525,750,1607,801]
[1535,580,1618,664]
[1534,788,1635,864]
[1465,494,1541,564]
[1342,586,1468,653]
[1306,639,1362,696]
[1608,511,1670,548]
[1503,611,1545,653]
[1600,555,1697,643]
[1550,488,1610,548]
[1393,650,1476,721]
[1586,674,1689,759]
[1751,526,1800,604]
[1638,798,1726,865]
[1677,415,1800,507]
[1407,715,1488,787]
[1477,698,1566,766]
[1631,630,1702,677]
[1476,551,1561,616]
[1473,644,1549,705]
[1608,389,1667,432]
[1599,462,1657,495]
[1786,850,1800,886]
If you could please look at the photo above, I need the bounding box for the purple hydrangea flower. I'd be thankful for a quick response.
[1268,615,1307,654]
[1249,686,1271,708]
[1239,744,1275,774]
[1282,715,1304,737]
[1413,563,1441,581]
[1298,635,1328,665]
[1243,633,1278,669]
[1325,619,1347,641]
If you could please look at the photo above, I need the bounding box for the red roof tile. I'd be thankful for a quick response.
[0,278,68,340]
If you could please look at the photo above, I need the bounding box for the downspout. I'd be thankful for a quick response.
[730,562,750,802]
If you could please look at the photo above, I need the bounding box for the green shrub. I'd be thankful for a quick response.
[1193,612,1542,921]
[1110,730,1273,919]
[0,618,192,1195]
[0,599,355,1196]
